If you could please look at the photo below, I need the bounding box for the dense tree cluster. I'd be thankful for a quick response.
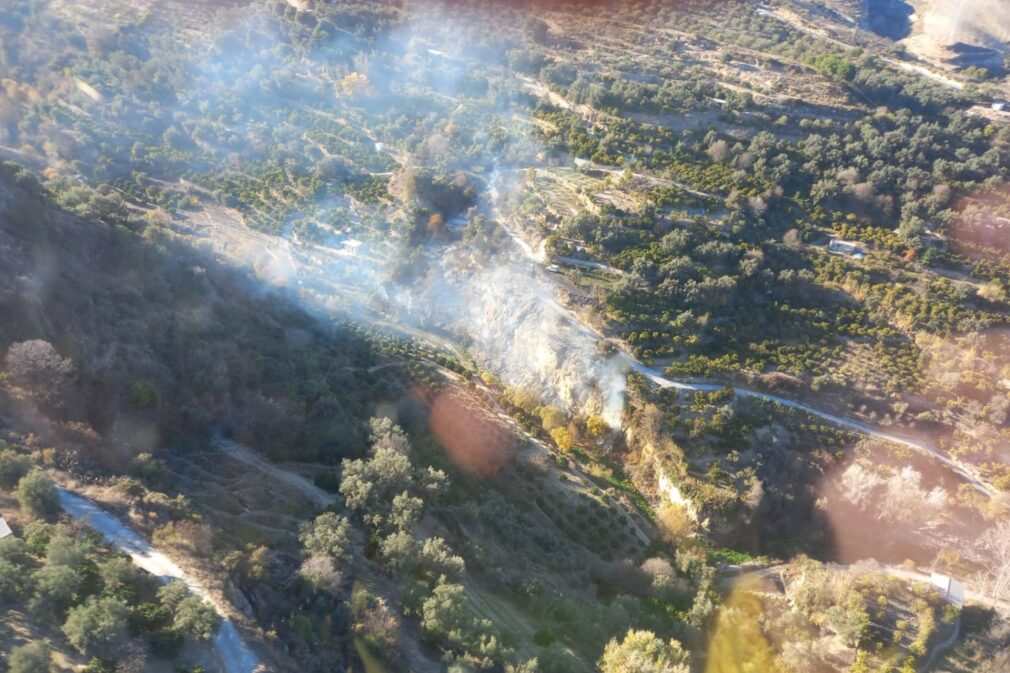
[0,517,218,669]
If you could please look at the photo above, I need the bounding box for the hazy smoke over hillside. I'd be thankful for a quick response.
[151,2,632,425]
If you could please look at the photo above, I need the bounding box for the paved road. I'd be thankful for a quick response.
[58,490,263,673]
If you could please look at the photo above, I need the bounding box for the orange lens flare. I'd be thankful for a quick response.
[428,388,515,476]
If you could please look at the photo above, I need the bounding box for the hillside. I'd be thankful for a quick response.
[1,0,1010,671]
[0,163,401,466]
[902,0,1010,71]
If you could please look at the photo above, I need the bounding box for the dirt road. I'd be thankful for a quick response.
[739,562,980,672]
[487,166,1000,499]
[58,490,263,673]
[623,358,997,498]
[195,158,999,502]
[555,255,625,275]
[749,561,1010,616]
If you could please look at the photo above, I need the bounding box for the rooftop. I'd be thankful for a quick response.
[828,239,866,259]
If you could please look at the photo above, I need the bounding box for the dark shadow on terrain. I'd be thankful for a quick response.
[0,161,402,471]
[948,43,1007,75]
[866,0,913,40]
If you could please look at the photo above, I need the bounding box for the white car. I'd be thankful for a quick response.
[546,264,561,273]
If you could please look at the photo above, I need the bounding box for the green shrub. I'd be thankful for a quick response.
[533,628,557,647]
[0,558,33,602]
[0,448,32,488]
[29,564,84,620]
[127,380,160,408]
[131,601,172,634]
[23,521,54,554]
[149,627,184,658]
[15,471,61,518]
[172,595,221,641]
[7,641,53,673]
[62,596,130,655]
[813,54,856,81]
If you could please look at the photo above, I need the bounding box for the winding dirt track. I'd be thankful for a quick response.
[753,562,1010,616]
[623,359,997,498]
[746,563,992,672]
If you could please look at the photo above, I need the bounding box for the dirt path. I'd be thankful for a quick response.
[483,165,996,498]
[57,490,263,673]
[762,4,966,91]
[216,439,336,509]
[555,255,625,275]
[752,561,1009,617]
[479,162,999,498]
[193,158,998,503]
[919,615,960,673]
[882,57,966,91]
[736,562,974,670]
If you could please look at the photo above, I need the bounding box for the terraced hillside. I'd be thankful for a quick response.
[0,1,1009,671]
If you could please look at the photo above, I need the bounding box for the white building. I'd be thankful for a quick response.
[930,573,966,607]
[828,239,865,259]
[0,515,12,539]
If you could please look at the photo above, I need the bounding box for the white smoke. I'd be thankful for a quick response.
[281,196,630,427]
[26,0,635,427]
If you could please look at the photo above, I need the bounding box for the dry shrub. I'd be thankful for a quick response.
[153,519,214,557]
[298,554,344,596]
[114,639,148,673]
[657,504,694,542]
[352,587,400,658]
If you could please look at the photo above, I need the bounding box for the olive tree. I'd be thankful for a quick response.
[599,629,690,673]
[45,532,94,567]
[155,582,220,641]
[99,555,147,600]
[29,565,83,619]
[299,512,353,564]
[15,470,61,518]
[172,595,221,641]
[0,557,32,602]
[62,596,130,655]
[421,579,502,664]
[0,448,32,488]
[156,580,190,612]
[298,554,344,595]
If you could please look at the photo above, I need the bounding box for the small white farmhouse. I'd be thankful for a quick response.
[930,573,966,607]
[828,239,865,259]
